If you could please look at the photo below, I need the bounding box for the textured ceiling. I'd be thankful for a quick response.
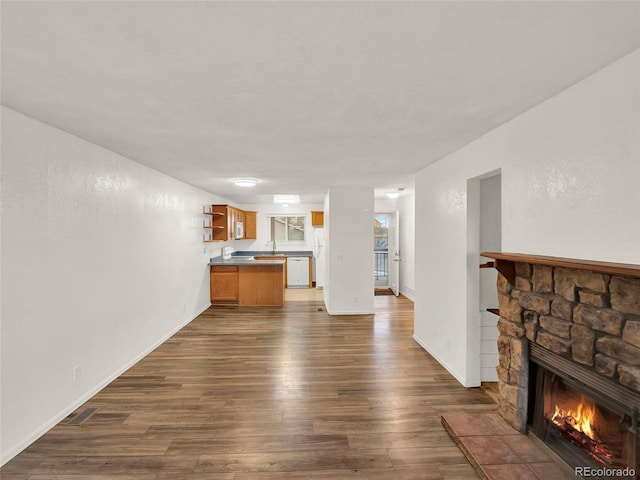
[2,1,639,203]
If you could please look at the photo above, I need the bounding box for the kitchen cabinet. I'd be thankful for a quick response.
[210,263,284,306]
[210,265,239,302]
[238,265,284,306]
[228,207,244,239]
[204,205,255,242]
[203,205,231,242]
[254,256,287,281]
[311,211,324,226]
[244,211,257,239]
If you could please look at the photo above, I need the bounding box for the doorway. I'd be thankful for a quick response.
[374,212,399,295]
[467,170,501,384]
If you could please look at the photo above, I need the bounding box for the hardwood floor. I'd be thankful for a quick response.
[1,296,496,479]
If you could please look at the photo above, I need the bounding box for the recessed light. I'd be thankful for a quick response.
[274,194,300,204]
[233,178,258,187]
[386,192,400,199]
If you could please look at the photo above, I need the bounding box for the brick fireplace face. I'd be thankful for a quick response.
[495,262,640,433]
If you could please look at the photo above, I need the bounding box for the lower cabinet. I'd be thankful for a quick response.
[210,266,239,302]
[254,256,287,280]
[238,265,284,306]
[210,263,284,306]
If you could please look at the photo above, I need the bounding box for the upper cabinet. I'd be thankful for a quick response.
[311,211,324,227]
[228,206,244,239]
[203,204,231,242]
[244,211,257,239]
[204,205,257,242]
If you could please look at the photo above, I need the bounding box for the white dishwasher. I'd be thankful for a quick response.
[287,257,310,288]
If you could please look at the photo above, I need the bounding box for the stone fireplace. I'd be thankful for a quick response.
[482,252,640,477]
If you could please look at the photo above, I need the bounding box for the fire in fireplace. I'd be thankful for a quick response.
[543,373,628,468]
[528,344,639,479]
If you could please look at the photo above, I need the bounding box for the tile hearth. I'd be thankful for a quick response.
[442,412,569,480]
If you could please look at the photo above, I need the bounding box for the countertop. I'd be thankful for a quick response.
[209,250,312,266]
[235,250,313,258]
[209,256,285,266]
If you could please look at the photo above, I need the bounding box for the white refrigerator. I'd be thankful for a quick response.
[313,227,325,289]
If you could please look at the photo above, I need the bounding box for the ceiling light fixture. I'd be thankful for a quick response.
[233,178,258,187]
[386,192,400,199]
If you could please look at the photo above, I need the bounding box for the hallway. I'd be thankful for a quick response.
[1,296,495,479]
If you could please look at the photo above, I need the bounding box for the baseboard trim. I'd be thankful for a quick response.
[412,334,480,388]
[0,303,210,467]
[325,308,375,316]
[400,286,415,301]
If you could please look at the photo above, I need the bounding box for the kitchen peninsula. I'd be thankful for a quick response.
[210,247,314,306]
[209,255,285,306]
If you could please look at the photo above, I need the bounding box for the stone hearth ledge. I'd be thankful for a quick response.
[442,413,570,480]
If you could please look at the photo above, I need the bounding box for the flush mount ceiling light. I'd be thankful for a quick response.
[386,187,405,199]
[233,178,258,187]
[273,194,300,204]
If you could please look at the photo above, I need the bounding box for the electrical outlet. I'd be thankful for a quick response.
[73,365,81,384]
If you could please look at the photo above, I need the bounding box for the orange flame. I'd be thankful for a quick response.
[551,396,596,439]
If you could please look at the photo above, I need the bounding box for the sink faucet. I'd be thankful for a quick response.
[272,240,276,254]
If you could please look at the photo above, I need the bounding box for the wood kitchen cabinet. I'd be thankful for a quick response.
[239,265,284,306]
[228,207,243,240]
[254,256,287,281]
[210,263,284,306]
[311,211,324,226]
[204,205,255,242]
[210,265,239,302]
[203,205,230,242]
[244,211,257,239]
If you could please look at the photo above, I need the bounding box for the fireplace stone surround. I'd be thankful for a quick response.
[481,252,640,436]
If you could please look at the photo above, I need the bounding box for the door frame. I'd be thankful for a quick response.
[466,169,502,384]
[374,211,400,296]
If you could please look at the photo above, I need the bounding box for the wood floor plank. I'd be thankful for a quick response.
[233,467,445,480]
[1,296,488,479]
[347,430,455,450]
[194,449,393,473]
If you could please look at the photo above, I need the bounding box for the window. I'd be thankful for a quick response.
[268,215,305,242]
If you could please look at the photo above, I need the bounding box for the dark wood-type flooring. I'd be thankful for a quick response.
[2,295,498,479]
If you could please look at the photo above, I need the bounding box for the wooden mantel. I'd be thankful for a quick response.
[480,252,640,285]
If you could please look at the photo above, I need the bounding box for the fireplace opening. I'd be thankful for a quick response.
[528,344,639,479]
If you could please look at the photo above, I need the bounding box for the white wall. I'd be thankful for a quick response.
[325,188,374,315]
[502,53,640,262]
[414,49,640,387]
[0,107,232,465]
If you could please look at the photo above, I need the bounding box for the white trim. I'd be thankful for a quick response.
[0,304,210,466]
[412,334,480,388]
[400,286,415,301]
[325,308,375,315]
